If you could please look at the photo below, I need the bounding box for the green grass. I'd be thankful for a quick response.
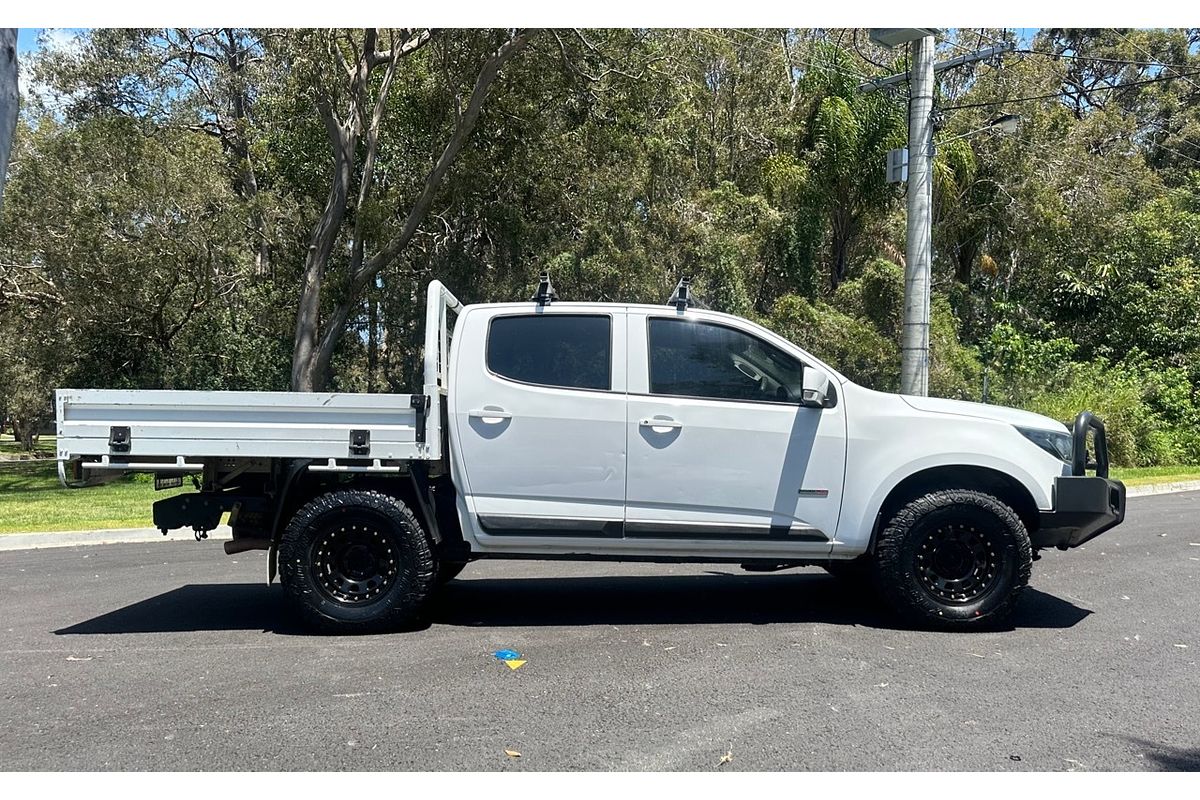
[0,458,187,534]
[1109,465,1200,486]
[0,432,56,459]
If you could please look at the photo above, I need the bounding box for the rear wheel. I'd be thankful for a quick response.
[278,489,436,634]
[873,489,1032,630]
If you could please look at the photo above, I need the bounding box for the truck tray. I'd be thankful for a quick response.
[56,389,434,471]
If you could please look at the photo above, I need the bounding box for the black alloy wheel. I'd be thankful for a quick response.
[914,523,1003,605]
[311,521,400,605]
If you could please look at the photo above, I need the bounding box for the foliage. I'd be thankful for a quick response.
[766,294,899,391]
[1022,359,1195,467]
[2,27,1199,466]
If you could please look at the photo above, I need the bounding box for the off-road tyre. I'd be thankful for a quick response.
[435,560,468,585]
[873,489,1032,630]
[278,489,436,634]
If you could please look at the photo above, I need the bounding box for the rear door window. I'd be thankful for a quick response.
[487,314,612,391]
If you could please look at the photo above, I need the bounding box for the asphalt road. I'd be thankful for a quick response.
[1,492,1198,771]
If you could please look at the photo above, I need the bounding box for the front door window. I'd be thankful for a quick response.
[648,318,805,404]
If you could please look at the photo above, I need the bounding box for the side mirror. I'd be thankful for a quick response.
[800,369,835,409]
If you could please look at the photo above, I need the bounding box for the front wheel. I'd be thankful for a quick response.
[278,489,436,634]
[873,489,1032,630]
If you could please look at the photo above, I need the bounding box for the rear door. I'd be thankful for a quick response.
[624,311,846,546]
[450,306,627,537]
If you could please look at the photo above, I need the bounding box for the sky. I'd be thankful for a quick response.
[16,29,83,55]
[16,29,39,53]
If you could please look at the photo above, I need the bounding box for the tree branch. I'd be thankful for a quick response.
[309,29,537,384]
[357,30,537,291]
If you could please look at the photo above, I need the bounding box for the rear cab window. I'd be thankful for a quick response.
[487,314,612,391]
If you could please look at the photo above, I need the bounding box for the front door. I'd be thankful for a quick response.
[624,312,846,545]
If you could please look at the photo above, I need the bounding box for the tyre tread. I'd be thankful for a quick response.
[873,489,1032,630]
[278,488,436,634]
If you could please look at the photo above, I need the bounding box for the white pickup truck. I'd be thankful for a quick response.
[56,278,1125,632]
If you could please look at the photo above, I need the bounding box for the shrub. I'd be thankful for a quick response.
[833,258,904,338]
[928,296,983,400]
[1021,359,1187,467]
[764,294,899,390]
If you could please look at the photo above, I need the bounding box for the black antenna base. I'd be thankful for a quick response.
[668,276,702,311]
[531,272,557,305]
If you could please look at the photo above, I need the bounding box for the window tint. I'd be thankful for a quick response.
[487,315,611,391]
[648,318,805,403]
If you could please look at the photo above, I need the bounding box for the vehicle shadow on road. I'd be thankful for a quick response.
[53,572,1090,635]
[54,583,308,636]
[1114,736,1200,770]
[431,573,1090,631]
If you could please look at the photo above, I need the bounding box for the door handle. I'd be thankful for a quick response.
[469,407,512,423]
[639,417,682,431]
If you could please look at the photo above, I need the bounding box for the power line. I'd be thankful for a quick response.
[1110,28,1200,93]
[944,92,1193,185]
[958,124,1170,198]
[941,35,979,56]
[1138,120,1200,167]
[860,43,1014,94]
[1016,48,1199,72]
[972,29,1010,47]
[944,47,1200,169]
[940,68,1200,111]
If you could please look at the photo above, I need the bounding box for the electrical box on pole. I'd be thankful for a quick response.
[864,32,1015,396]
[886,148,908,184]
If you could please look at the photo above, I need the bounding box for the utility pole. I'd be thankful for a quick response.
[864,31,1014,396]
[901,33,935,396]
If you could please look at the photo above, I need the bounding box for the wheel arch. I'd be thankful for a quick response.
[866,464,1041,554]
[266,464,464,582]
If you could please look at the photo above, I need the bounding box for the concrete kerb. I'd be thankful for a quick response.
[1125,479,1200,498]
[0,525,233,551]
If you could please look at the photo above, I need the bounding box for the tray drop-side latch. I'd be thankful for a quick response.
[349,429,371,456]
[109,426,131,453]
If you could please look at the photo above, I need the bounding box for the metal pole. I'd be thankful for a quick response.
[901,34,935,396]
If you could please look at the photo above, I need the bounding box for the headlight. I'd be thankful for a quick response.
[1015,426,1073,463]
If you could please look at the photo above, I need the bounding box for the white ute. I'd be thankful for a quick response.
[56,277,1126,632]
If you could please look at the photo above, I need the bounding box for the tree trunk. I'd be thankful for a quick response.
[292,29,535,392]
[290,116,353,391]
[12,417,37,452]
[0,29,19,216]
[367,292,378,393]
[830,207,854,289]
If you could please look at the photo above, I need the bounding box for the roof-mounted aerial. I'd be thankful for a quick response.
[531,272,557,306]
[668,277,705,312]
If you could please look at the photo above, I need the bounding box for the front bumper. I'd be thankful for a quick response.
[1035,476,1126,549]
[1033,410,1126,549]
